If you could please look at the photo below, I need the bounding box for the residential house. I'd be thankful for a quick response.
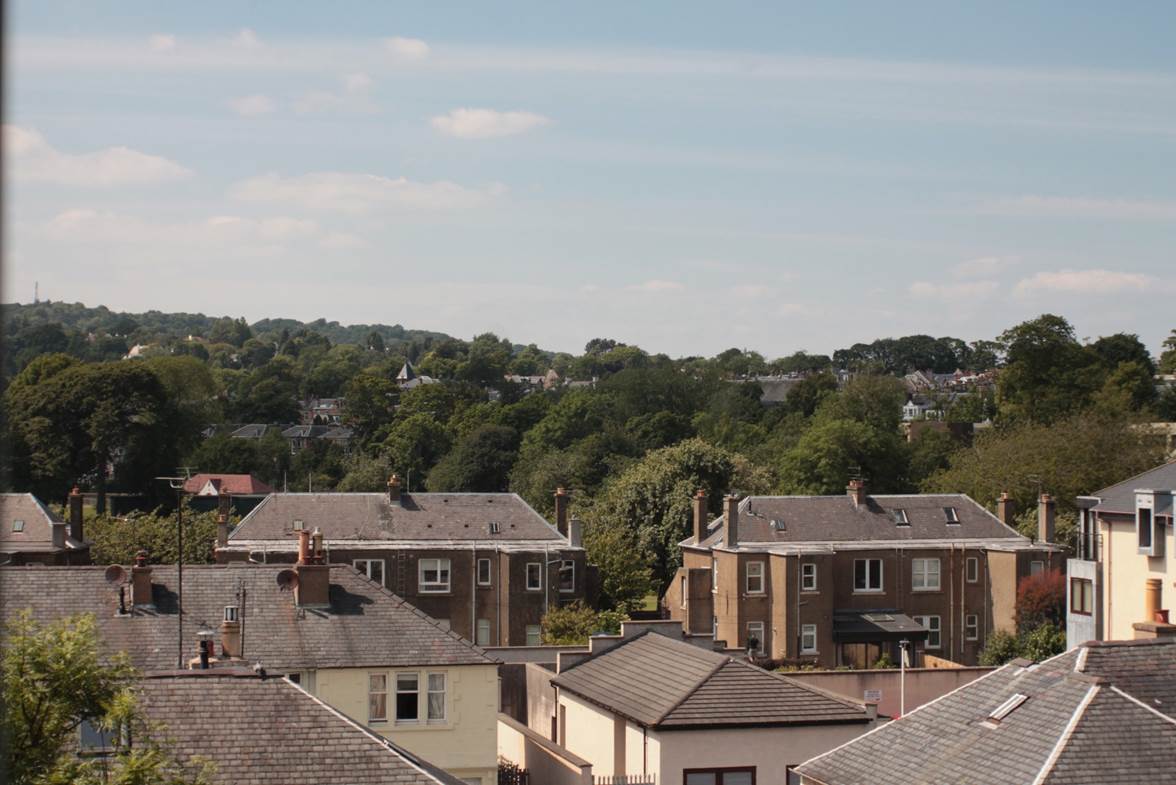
[398,361,438,390]
[282,423,354,453]
[796,636,1176,785]
[130,670,468,785]
[0,558,500,785]
[0,488,90,565]
[664,483,1065,668]
[216,479,591,647]
[182,473,274,497]
[1069,460,1176,646]
[551,629,876,784]
[301,396,345,425]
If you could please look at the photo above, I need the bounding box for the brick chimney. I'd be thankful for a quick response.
[51,520,66,549]
[847,479,866,507]
[131,550,154,607]
[216,510,230,549]
[294,528,330,607]
[554,487,570,537]
[1038,493,1055,544]
[220,606,242,658]
[997,492,1015,526]
[68,486,84,542]
[693,489,709,544]
[388,474,403,506]
[568,517,583,548]
[723,494,740,549]
[1146,578,1162,622]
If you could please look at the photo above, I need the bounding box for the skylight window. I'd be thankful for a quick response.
[489,522,501,534]
[892,509,909,525]
[772,519,786,531]
[944,507,960,524]
[11,519,24,532]
[988,693,1028,722]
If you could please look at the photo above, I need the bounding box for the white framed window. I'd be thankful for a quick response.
[746,561,765,594]
[368,673,387,722]
[559,560,575,593]
[965,614,979,641]
[712,616,718,638]
[966,557,979,583]
[427,673,446,722]
[11,519,24,533]
[800,624,817,654]
[476,618,491,646]
[526,562,542,591]
[1137,501,1155,555]
[354,559,385,586]
[418,558,451,593]
[746,621,765,654]
[801,562,818,592]
[1029,560,1045,576]
[914,615,941,649]
[853,559,883,593]
[912,558,941,591]
[712,561,718,593]
[477,558,491,586]
[395,673,419,723]
[680,575,687,609]
[525,625,541,646]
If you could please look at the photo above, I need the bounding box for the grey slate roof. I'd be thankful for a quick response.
[228,492,569,547]
[1087,460,1176,515]
[552,631,870,730]
[0,564,493,672]
[0,493,86,553]
[136,671,465,785]
[691,494,1035,551]
[797,638,1176,785]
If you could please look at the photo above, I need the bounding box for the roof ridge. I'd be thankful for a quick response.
[654,655,732,726]
[1090,458,1176,498]
[1029,683,1100,785]
[555,628,664,676]
[1107,684,1176,726]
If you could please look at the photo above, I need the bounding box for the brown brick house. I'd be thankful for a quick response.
[663,481,1064,667]
[0,489,91,565]
[216,478,591,647]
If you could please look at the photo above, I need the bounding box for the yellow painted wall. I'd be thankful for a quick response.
[987,551,1018,635]
[315,663,499,784]
[1103,516,1176,640]
[558,691,621,777]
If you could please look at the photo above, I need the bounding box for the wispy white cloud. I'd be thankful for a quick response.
[431,108,551,139]
[229,171,502,212]
[147,33,175,52]
[953,256,1018,278]
[47,209,320,247]
[228,94,277,117]
[1013,269,1153,297]
[5,125,191,186]
[729,284,773,299]
[385,36,430,60]
[909,280,999,299]
[343,72,373,93]
[231,28,261,49]
[294,73,375,114]
[980,195,1176,221]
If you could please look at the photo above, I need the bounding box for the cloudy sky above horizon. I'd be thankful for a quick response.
[7,2,1176,357]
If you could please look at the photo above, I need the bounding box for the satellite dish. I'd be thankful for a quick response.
[104,564,127,585]
[276,569,299,592]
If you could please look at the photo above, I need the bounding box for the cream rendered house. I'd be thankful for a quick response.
[0,559,499,785]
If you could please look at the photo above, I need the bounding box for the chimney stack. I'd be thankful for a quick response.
[723,494,740,549]
[216,511,230,549]
[295,528,330,607]
[1145,578,1162,623]
[554,487,570,537]
[997,492,1015,526]
[847,479,866,507]
[68,486,84,542]
[388,474,403,505]
[1038,493,1055,544]
[693,490,709,544]
[569,517,583,548]
[131,550,154,607]
[220,606,242,658]
[51,520,66,550]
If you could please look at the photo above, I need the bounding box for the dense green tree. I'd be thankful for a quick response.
[540,602,626,644]
[382,414,452,489]
[426,425,519,492]
[337,453,396,492]
[581,516,654,612]
[208,316,252,347]
[1089,333,1155,375]
[784,372,838,418]
[997,315,1100,423]
[342,373,399,441]
[777,418,908,494]
[142,356,221,456]
[88,507,223,565]
[1160,329,1176,374]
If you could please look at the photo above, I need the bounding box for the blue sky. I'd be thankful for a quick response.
[8,2,1176,357]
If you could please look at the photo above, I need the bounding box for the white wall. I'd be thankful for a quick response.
[559,691,620,777]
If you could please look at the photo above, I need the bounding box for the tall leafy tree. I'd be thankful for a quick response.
[997,314,1100,424]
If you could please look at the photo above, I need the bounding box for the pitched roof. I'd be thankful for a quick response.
[552,631,869,730]
[796,638,1176,785]
[1087,460,1176,515]
[0,564,493,672]
[690,493,1039,552]
[182,474,275,496]
[136,670,465,785]
[0,493,86,552]
[227,492,571,548]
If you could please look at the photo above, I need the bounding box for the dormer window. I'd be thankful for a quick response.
[944,507,959,524]
[11,519,24,532]
[892,509,909,525]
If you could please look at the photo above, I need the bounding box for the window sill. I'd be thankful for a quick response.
[743,591,766,598]
[419,589,451,595]
[525,587,542,592]
[853,589,884,594]
[912,588,941,593]
[801,589,819,594]
[800,650,818,656]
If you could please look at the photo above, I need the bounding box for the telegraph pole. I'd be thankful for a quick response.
[157,475,188,668]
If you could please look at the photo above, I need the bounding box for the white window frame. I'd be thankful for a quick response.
[395,672,420,723]
[354,558,385,587]
[476,618,491,646]
[525,624,542,646]
[11,519,24,533]
[853,558,883,593]
[368,673,387,723]
[712,561,718,593]
[477,558,492,586]
[558,560,575,593]
[427,672,447,723]
[892,508,909,525]
[800,624,818,654]
[965,614,979,641]
[1029,560,1045,576]
[1137,497,1157,556]
[680,575,687,609]
[966,557,979,583]
[418,558,451,593]
[525,562,542,591]
[914,615,941,649]
[801,562,818,592]
[912,558,941,591]
[746,621,765,655]
[745,561,765,594]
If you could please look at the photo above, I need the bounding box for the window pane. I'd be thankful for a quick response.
[723,773,753,785]
[854,560,866,589]
[686,774,716,785]
[370,561,383,585]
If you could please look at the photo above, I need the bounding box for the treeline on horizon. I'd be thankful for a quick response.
[4,301,1176,608]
